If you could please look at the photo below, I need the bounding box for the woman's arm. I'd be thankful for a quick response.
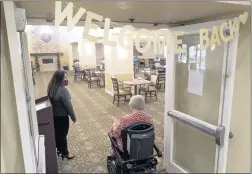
[111,118,124,139]
[61,88,76,122]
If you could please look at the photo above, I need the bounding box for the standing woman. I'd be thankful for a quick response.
[47,70,76,160]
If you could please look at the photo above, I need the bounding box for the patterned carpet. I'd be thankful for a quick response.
[35,72,165,173]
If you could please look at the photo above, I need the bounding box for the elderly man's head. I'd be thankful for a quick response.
[129,95,145,110]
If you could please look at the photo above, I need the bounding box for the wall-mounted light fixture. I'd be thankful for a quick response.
[40,26,53,42]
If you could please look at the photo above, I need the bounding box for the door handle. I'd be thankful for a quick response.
[168,110,227,146]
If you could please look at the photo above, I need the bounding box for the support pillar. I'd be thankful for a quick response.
[79,39,96,69]
[104,35,134,95]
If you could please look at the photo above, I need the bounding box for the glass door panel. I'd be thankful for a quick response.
[173,33,226,172]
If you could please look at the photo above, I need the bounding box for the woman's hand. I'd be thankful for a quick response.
[72,119,76,124]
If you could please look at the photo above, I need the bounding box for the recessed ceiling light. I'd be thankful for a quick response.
[117,2,130,10]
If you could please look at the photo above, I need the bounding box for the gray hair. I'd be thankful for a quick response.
[129,95,145,110]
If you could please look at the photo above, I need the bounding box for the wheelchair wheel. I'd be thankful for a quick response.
[107,158,120,174]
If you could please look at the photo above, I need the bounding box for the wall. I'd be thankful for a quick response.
[26,25,70,68]
[104,34,134,94]
[1,4,25,172]
[226,13,251,173]
[79,39,97,68]
[96,43,104,64]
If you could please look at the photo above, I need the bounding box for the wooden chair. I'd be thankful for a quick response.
[73,66,82,81]
[85,69,100,88]
[133,62,140,78]
[160,59,165,66]
[97,72,105,88]
[139,75,158,103]
[148,59,155,69]
[139,58,145,68]
[111,78,132,106]
[156,73,165,90]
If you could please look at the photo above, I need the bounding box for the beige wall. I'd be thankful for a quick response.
[1,5,25,172]
[26,26,70,68]
[226,13,251,173]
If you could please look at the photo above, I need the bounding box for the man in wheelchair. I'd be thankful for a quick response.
[107,96,162,174]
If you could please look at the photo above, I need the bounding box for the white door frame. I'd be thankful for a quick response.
[3,1,39,172]
[164,19,240,173]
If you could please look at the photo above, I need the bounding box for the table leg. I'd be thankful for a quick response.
[134,85,137,95]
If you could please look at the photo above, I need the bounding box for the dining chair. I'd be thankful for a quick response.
[140,58,145,68]
[139,75,158,103]
[73,66,82,81]
[111,78,132,106]
[156,73,165,90]
[148,59,155,69]
[134,62,140,78]
[86,69,100,88]
[160,59,165,66]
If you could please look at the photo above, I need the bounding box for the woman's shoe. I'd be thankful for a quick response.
[57,151,61,157]
[61,154,75,160]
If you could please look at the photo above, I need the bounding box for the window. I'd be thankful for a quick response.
[42,58,53,64]
[176,35,207,71]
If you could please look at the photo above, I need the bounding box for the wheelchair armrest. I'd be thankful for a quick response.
[108,133,120,150]
[108,133,124,162]
[154,143,162,157]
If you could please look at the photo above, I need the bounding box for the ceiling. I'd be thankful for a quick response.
[15,1,249,27]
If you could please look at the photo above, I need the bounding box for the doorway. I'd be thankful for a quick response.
[164,20,239,173]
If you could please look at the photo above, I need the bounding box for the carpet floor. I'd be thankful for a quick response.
[35,72,165,173]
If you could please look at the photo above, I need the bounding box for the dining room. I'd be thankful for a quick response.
[7,1,250,173]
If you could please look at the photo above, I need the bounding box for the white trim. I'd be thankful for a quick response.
[214,39,229,173]
[216,20,240,173]
[218,1,251,6]
[37,135,46,173]
[3,2,37,173]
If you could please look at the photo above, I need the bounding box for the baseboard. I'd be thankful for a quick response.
[105,89,113,96]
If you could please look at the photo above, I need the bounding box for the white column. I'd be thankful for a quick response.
[104,34,134,95]
[68,44,73,70]
[79,39,97,69]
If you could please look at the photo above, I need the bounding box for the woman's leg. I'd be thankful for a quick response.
[53,117,62,153]
[61,117,70,156]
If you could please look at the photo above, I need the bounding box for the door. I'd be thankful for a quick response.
[164,20,239,173]
[39,56,57,72]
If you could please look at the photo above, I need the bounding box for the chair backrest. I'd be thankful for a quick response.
[149,59,154,65]
[150,75,158,85]
[157,73,165,84]
[160,59,165,66]
[121,122,155,160]
[111,78,119,94]
[134,62,139,67]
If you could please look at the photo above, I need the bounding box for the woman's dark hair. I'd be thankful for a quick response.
[47,70,67,99]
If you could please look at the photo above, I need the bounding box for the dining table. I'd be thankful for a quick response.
[120,78,151,95]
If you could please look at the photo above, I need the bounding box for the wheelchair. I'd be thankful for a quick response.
[107,122,162,174]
